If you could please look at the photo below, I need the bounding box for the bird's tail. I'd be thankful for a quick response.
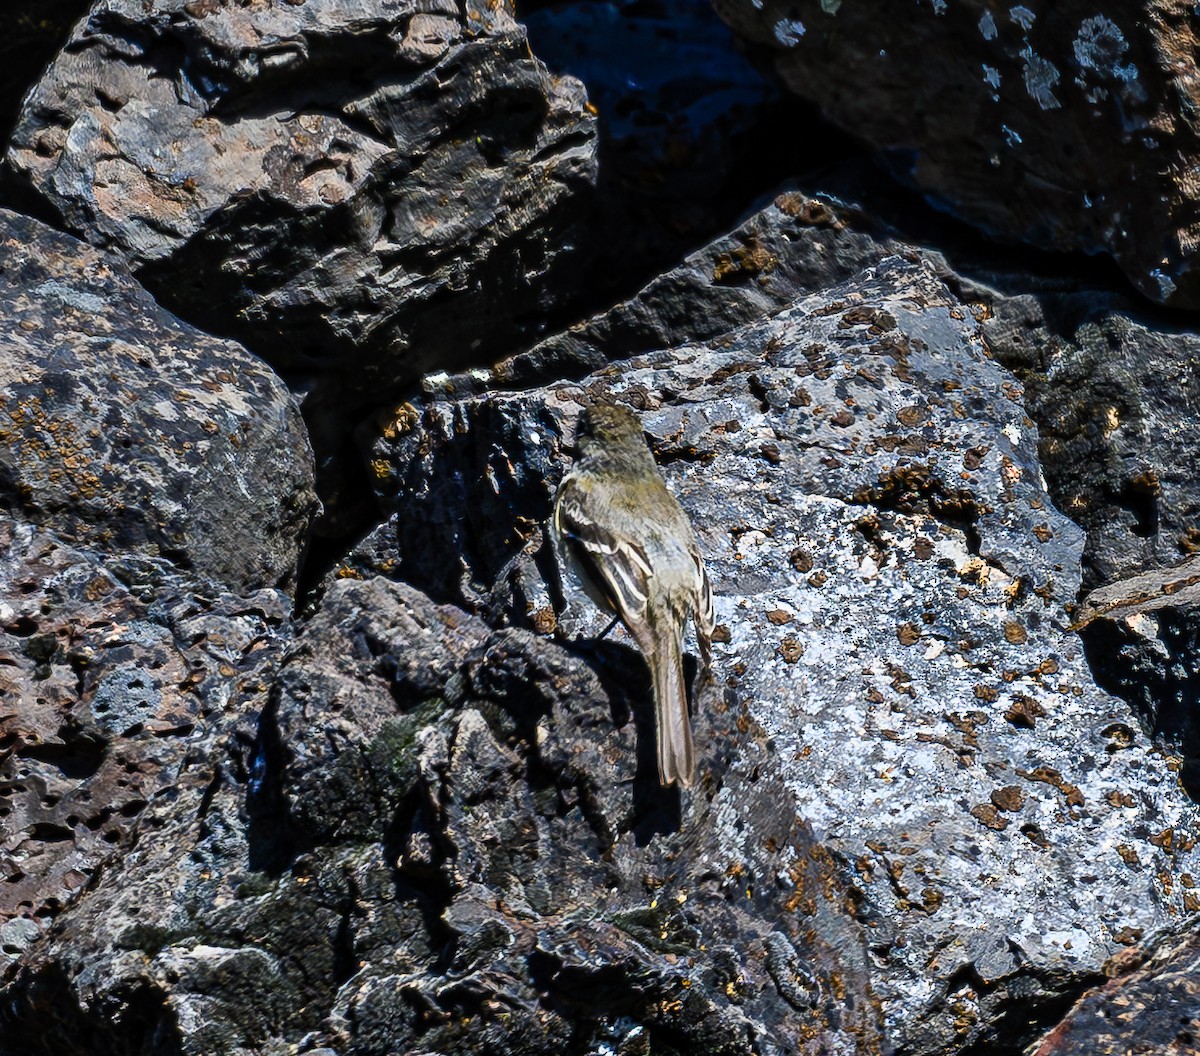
[652,616,695,788]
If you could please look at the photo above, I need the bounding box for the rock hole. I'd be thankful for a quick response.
[5,616,38,637]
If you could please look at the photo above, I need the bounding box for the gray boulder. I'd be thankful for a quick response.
[3,0,598,413]
[0,209,317,593]
[364,256,1200,1054]
[444,178,1200,597]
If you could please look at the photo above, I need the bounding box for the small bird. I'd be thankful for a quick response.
[553,403,715,788]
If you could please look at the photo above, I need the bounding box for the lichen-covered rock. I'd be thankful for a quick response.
[709,0,1200,308]
[0,516,290,952]
[1029,921,1200,1055]
[466,178,1200,596]
[2,0,597,414]
[0,210,317,592]
[363,256,1200,1054]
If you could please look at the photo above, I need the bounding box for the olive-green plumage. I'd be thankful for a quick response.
[553,404,714,788]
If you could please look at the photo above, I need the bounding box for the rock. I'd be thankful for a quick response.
[364,256,1200,1053]
[2,0,598,441]
[709,0,1200,308]
[489,185,907,387]
[520,0,828,313]
[1030,921,1200,1055]
[0,573,885,1055]
[272,579,883,1054]
[977,290,1200,587]
[0,516,291,943]
[1073,556,1200,795]
[475,178,1200,593]
[0,209,317,593]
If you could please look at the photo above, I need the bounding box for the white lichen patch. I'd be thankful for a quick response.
[1009,5,1035,30]
[1073,16,1138,83]
[773,18,806,45]
[1020,45,1062,109]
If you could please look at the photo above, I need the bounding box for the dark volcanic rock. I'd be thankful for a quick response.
[519,0,829,314]
[0,2,91,143]
[492,186,907,386]
[978,290,1200,587]
[362,257,1200,1054]
[271,578,883,1055]
[1074,557,1200,794]
[1030,921,1200,1055]
[0,516,290,957]
[0,574,884,1055]
[710,0,1200,309]
[2,0,598,417]
[0,209,317,593]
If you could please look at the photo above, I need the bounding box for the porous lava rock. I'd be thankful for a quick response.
[0,209,317,593]
[0,516,290,960]
[0,573,885,1056]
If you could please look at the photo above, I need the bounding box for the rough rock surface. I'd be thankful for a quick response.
[1029,921,1200,1055]
[0,516,290,960]
[710,0,1200,308]
[0,574,885,1055]
[3,4,1200,1053]
[363,257,1200,1054]
[442,177,1200,596]
[1074,556,1200,798]
[977,290,1200,587]
[0,209,317,593]
[490,186,907,388]
[2,0,598,414]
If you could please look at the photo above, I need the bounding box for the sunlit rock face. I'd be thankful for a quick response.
[3,0,598,522]
[360,255,1200,1054]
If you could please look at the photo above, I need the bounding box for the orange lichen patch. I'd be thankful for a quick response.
[970,804,1008,830]
[990,786,1024,812]
[774,193,843,227]
[712,238,778,282]
[1016,766,1084,807]
[1003,621,1028,645]
[4,394,103,499]
[777,637,804,663]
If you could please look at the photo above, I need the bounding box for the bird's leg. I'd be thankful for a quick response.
[593,615,620,642]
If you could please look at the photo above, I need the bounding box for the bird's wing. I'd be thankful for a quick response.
[554,476,654,625]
